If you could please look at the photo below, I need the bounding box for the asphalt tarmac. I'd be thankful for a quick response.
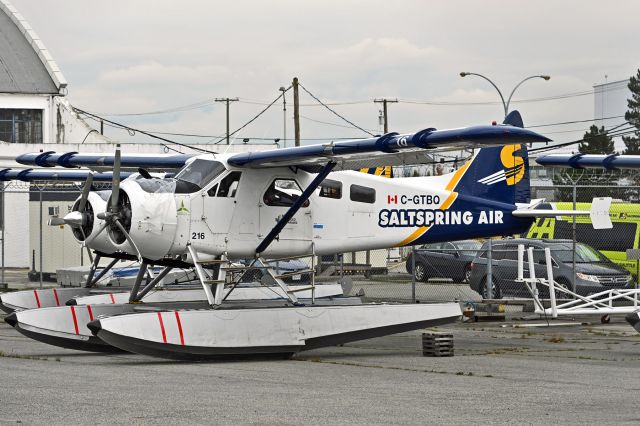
[0,312,638,425]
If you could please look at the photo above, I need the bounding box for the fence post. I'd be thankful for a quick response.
[1,183,5,287]
[486,238,493,299]
[411,245,416,303]
[39,186,43,288]
[572,184,577,294]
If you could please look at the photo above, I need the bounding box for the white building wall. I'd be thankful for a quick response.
[1,182,29,267]
[594,79,631,130]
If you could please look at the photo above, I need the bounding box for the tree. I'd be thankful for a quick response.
[551,125,616,202]
[623,69,640,154]
[578,125,615,154]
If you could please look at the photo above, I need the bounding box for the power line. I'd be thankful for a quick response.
[300,114,378,133]
[298,83,375,137]
[210,89,289,144]
[73,107,217,154]
[526,114,626,128]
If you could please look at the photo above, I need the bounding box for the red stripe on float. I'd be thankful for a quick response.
[70,305,79,335]
[87,305,94,321]
[174,311,185,346]
[109,293,116,304]
[53,288,60,306]
[157,312,167,343]
[33,290,41,308]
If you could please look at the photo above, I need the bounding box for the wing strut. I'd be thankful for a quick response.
[255,161,337,255]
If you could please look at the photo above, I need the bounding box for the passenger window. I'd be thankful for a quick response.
[216,172,241,197]
[319,179,342,199]
[264,179,310,207]
[350,184,375,203]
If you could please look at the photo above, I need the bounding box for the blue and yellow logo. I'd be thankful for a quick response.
[478,144,525,186]
[500,144,525,186]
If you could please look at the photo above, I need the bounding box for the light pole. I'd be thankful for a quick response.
[279,86,287,148]
[459,72,550,117]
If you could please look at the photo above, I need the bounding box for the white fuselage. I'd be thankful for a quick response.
[100,154,513,261]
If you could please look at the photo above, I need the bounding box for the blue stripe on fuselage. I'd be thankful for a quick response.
[407,193,533,246]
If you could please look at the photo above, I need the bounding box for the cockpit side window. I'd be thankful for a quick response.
[175,159,225,189]
[216,171,242,197]
[207,183,219,197]
[263,179,309,207]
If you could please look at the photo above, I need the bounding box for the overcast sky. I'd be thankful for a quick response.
[11,0,640,148]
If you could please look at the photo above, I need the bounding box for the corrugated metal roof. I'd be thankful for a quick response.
[0,0,66,94]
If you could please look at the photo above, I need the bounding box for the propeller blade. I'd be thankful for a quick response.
[84,222,108,247]
[79,228,94,263]
[111,144,121,213]
[78,173,94,213]
[114,219,143,263]
[48,217,66,226]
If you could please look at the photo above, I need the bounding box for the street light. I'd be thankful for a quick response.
[459,72,550,117]
[279,86,287,148]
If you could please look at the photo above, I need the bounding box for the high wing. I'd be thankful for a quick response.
[227,116,550,171]
[537,153,640,169]
[4,151,188,182]
[0,168,133,182]
[15,151,191,170]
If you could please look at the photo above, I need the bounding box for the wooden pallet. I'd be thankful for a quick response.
[422,332,454,357]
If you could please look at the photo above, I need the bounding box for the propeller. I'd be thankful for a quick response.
[92,144,143,263]
[48,173,95,262]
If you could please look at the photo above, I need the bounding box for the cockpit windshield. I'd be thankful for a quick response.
[175,159,226,189]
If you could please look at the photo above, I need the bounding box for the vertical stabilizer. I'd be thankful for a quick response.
[452,112,531,205]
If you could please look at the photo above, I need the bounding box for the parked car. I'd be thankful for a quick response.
[239,258,312,285]
[468,238,634,299]
[406,240,482,282]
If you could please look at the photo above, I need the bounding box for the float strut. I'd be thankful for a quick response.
[128,260,150,303]
[134,267,174,301]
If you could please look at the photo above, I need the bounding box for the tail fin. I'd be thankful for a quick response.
[451,111,531,205]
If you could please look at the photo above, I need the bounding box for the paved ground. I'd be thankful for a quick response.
[0,311,638,425]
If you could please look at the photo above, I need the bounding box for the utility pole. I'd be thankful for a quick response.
[374,98,398,133]
[215,97,239,144]
[292,77,300,147]
[279,87,287,148]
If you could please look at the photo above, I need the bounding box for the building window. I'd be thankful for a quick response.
[0,109,43,144]
[350,184,376,203]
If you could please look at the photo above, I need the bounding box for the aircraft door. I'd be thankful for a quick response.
[199,171,242,253]
[259,178,312,251]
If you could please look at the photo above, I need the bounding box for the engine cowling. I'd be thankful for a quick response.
[70,191,118,254]
[106,179,179,260]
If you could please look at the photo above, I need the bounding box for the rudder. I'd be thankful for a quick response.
[450,111,530,205]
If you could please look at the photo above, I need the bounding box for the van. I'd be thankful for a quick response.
[468,238,633,299]
[525,202,640,277]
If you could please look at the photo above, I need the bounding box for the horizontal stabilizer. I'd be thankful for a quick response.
[512,197,612,229]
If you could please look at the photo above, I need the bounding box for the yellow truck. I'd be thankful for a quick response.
[526,202,640,277]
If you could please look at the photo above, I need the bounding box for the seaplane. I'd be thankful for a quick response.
[0,110,612,359]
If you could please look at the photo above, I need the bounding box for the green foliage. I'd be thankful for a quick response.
[623,69,640,154]
[578,125,614,154]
